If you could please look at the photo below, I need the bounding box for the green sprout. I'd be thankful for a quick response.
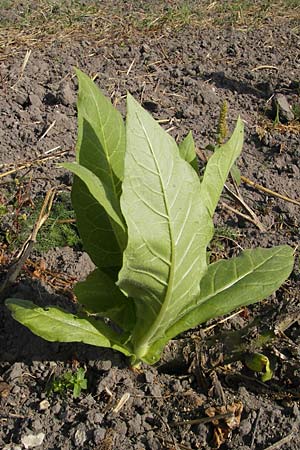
[47,367,87,399]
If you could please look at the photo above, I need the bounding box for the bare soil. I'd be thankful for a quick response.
[0,2,300,449]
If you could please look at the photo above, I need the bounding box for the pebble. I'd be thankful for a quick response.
[29,93,42,108]
[87,410,104,424]
[52,401,61,414]
[59,82,76,106]
[21,432,45,449]
[7,363,23,381]
[239,417,252,436]
[93,428,106,445]
[272,93,294,122]
[74,428,87,446]
[39,399,50,411]
[128,414,142,435]
[15,92,29,107]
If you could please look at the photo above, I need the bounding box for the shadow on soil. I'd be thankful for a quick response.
[206,71,271,98]
[0,278,127,366]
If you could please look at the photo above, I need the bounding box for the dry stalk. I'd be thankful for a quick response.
[241,176,300,207]
[221,201,263,229]
[224,184,266,232]
[0,149,71,179]
[0,188,56,300]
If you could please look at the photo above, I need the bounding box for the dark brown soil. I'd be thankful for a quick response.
[0,2,300,449]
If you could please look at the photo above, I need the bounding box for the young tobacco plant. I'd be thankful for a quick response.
[6,70,294,366]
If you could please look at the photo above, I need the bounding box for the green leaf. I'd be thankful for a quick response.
[194,245,294,324]
[63,162,126,249]
[71,69,126,267]
[144,245,294,363]
[245,353,273,382]
[75,68,125,183]
[230,163,241,186]
[178,131,198,172]
[72,177,122,267]
[118,93,212,363]
[74,268,135,332]
[5,299,132,356]
[71,368,88,398]
[200,117,244,217]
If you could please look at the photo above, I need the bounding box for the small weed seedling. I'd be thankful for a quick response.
[47,367,87,399]
[245,352,273,382]
[6,70,294,367]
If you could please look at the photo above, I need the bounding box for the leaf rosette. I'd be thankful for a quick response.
[5,70,295,366]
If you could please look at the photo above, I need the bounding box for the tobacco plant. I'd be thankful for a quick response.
[6,70,294,366]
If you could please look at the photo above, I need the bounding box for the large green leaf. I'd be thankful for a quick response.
[118,93,213,363]
[5,299,131,356]
[71,177,122,267]
[63,162,126,250]
[178,131,198,172]
[200,117,244,217]
[75,69,125,185]
[74,268,135,332]
[71,69,126,267]
[143,245,294,363]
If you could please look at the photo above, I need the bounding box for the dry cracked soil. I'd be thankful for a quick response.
[0,1,300,449]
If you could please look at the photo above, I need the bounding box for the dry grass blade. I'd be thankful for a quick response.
[11,49,32,88]
[263,431,295,450]
[0,149,71,179]
[112,393,131,413]
[251,65,278,71]
[221,201,264,230]
[1,1,299,61]
[201,309,244,333]
[39,120,56,141]
[241,176,300,207]
[224,184,266,231]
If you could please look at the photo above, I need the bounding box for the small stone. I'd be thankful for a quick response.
[15,92,28,107]
[93,428,106,445]
[7,363,23,381]
[272,93,294,122]
[31,419,43,431]
[52,401,61,414]
[96,360,112,371]
[59,82,76,106]
[144,372,154,383]
[200,87,218,105]
[239,418,252,436]
[29,93,42,108]
[140,43,151,53]
[147,383,161,397]
[39,399,50,411]
[0,381,11,398]
[87,410,104,424]
[74,428,87,446]
[128,414,142,435]
[21,432,45,449]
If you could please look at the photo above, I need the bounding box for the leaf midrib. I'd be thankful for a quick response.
[174,247,287,325]
[133,115,176,358]
[13,304,111,341]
